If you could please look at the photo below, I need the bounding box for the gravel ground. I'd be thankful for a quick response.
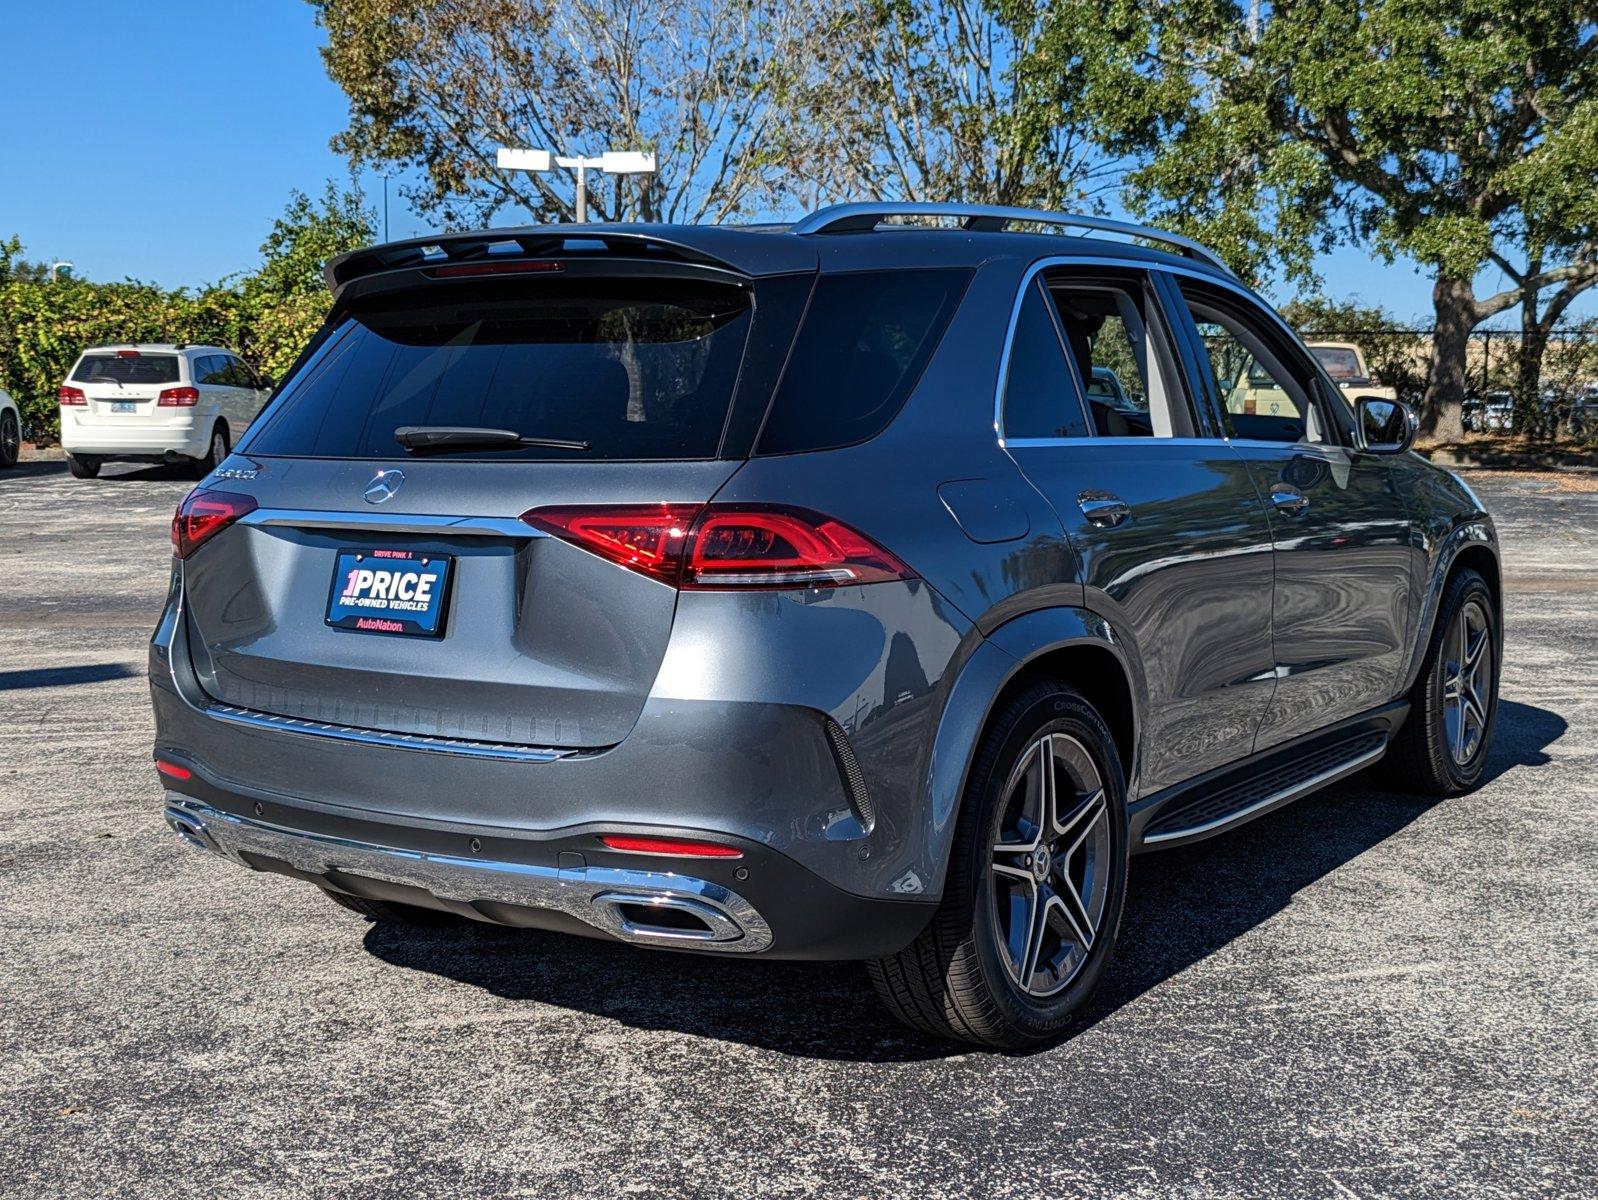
[0,459,1593,1199]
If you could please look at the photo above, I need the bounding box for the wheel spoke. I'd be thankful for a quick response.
[1019,885,1052,984]
[1057,787,1106,860]
[1052,876,1095,952]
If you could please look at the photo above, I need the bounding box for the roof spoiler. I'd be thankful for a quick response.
[323,227,759,300]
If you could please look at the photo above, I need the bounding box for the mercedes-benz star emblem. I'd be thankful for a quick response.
[363,469,405,505]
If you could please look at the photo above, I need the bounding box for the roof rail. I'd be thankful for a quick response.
[789,202,1234,276]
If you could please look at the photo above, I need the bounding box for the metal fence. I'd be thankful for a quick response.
[1299,326,1598,439]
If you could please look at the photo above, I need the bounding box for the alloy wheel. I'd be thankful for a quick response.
[1442,599,1493,765]
[0,412,17,464]
[989,732,1112,997]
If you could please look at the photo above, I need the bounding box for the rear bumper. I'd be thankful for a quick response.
[156,768,935,960]
[60,411,210,458]
[165,794,774,952]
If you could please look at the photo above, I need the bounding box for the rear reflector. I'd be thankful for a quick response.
[58,386,86,405]
[522,504,914,590]
[599,834,743,858]
[155,760,192,780]
[172,490,257,558]
[158,386,200,407]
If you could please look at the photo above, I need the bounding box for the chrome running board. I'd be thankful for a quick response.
[1141,733,1387,848]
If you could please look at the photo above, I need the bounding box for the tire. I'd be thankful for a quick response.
[66,453,101,479]
[869,680,1129,1049]
[322,889,462,926]
[0,409,18,469]
[190,423,229,479]
[1381,568,1499,796]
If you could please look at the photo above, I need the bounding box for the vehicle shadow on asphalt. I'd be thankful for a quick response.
[0,460,191,483]
[361,698,1565,1062]
[0,663,141,691]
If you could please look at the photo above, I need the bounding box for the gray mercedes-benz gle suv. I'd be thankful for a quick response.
[152,203,1500,1048]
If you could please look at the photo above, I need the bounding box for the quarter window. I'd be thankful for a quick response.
[1001,280,1090,439]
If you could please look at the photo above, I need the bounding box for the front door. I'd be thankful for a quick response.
[1171,282,1415,749]
[999,267,1279,797]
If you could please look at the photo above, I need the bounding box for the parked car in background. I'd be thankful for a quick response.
[58,345,271,479]
[1305,341,1399,402]
[1565,382,1598,437]
[0,388,19,470]
[1463,388,1515,434]
[153,203,1499,1049]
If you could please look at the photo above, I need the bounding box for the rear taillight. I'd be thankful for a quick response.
[522,504,914,590]
[171,490,257,558]
[158,386,199,407]
[58,386,86,405]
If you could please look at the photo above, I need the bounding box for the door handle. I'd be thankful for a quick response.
[1077,490,1131,528]
[1271,486,1309,515]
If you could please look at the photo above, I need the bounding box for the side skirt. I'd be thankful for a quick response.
[1130,701,1409,852]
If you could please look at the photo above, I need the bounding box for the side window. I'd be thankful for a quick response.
[1001,280,1090,439]
[196,355,226,386]
[1046,278,1183,438]
[1182,294,1332,444]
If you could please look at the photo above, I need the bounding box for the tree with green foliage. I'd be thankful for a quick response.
[237,183,376,381]
[1042,1,1598,439]
[814,0,1114,208]
[310,0,845,226]
[0,185,373,441]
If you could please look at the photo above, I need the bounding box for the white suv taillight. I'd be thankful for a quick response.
[158,387,199,407]
[59,386,86,405]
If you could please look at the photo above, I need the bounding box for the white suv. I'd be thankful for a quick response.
[58,344,270,479]
[0,388,19,470]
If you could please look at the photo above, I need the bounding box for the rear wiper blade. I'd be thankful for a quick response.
[394,426,590,454]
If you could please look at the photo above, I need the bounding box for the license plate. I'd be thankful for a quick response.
[112,401,137,413]
[326,549,451,638]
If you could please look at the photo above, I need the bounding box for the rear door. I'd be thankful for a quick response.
[998,266,1279,797]
[1169,281,1414,748]
[183,269,786,750]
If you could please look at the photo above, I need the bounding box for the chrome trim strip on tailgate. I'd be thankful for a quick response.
[239,508,544,538]
[164,796,773,952]
[201,702,577,763]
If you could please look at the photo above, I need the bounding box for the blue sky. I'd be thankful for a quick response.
[0,1,1568,327]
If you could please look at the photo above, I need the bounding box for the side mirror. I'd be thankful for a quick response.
[257,376,275,392]
[1356,396,1417,454]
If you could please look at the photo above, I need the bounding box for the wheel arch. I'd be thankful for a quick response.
[917,606,1144,902]
[1400,520,1501,694]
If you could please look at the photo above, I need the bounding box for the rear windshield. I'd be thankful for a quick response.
[72,354,180,385]
[246,278,751,460]
[1310,346,1364,380]
[756,268,971,455]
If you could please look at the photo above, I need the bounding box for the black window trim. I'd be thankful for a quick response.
[1174,281,1351,448]
[995,259,1199,444]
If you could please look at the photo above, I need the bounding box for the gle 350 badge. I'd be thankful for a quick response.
[325,549,452,638]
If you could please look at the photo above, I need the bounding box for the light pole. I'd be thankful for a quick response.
[496,146,657,222]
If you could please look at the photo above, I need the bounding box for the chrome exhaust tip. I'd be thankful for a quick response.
[589,891,748,946]
[164,806,215,853]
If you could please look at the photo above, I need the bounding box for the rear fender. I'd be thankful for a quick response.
[917,606,1143,902]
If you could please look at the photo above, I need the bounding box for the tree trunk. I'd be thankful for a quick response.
[1421,275,1473,442]
[1517,309,1551,440]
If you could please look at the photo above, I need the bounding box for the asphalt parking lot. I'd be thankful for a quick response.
[0,459,1593,1199]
